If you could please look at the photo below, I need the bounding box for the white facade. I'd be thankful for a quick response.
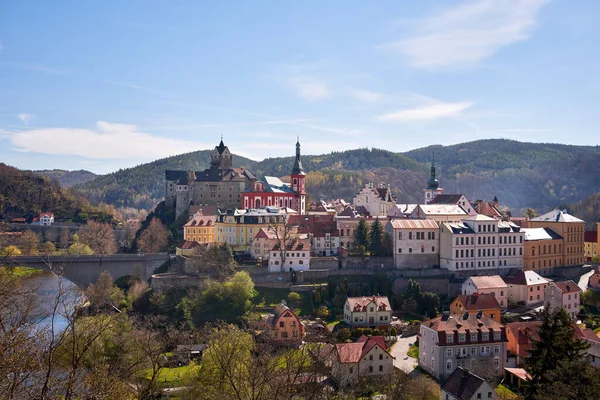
[353,183,395,217]
[342,296,392,330]
[440,215,524,274]
[388,219,439,269]
[312,233,339,256]
[410,204,467,224]
[544,281,581,320]
[419,314,508,381]
[332,340,394,387]
[462,276,508,309]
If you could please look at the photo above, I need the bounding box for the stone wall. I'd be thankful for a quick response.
[393,277,452,296]
[151,273,206,290]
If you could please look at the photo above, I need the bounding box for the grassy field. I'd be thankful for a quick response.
[143,363,199,388]
[2,266,44,278]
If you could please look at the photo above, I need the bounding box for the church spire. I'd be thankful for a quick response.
[427,152,439,189]
[291,137,305,175]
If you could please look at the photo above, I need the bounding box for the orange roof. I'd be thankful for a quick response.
[39,212,54,218]
[184,214,216,227]
[336,335,392,364]
[553,280,580,294]
[454,293,500,311]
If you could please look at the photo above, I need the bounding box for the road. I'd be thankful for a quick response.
[578,269,594,292]
[389,335,418,373]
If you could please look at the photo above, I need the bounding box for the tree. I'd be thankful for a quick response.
[287,292,301,309]
[187,243,237,279]
[69,241,94,255]
[79,220,118,254]
[369,217,383,256]
[41,241,56,255]
[59,227,71,249]
[268,215,296,272]
[524,304,591,400]
[19,230,39,255]
[86,271,125,311]
[354,218,369,249]
[0,245,21,257]
[138,218,169,253]
[524,208,537,219]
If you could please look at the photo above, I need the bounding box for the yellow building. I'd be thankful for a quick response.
[215,207,295,253]
[584,231,598,262]
[183,213,216,244]
[521,209,585,267]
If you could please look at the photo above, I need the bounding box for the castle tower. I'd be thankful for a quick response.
[290,139,306,214]
[210,136,232,169]
[423,152,444,204]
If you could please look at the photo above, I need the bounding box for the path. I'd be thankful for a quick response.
[578,269,594,292]
[389,335,418,373]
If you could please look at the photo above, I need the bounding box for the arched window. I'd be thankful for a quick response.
[255,198,261,208]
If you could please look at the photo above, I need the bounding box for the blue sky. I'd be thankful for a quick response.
[1,0,599,174]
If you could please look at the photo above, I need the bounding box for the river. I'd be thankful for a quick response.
[22,271,81,333]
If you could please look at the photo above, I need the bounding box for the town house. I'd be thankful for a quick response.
[461,276,508,309]
[450,293,501,323]
[544,280,581,320]
[387,218,440,269]
[332,335,394,387]
[419,312,508,381]
[504,270,549,306]
[342,296,392,331]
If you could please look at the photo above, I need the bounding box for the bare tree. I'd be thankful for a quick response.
[268,214,297,272]
[138,218,169,253]
[19,230,39,255]
[59,227,71,249]
[79,220,118,255]
[187,244,236,279]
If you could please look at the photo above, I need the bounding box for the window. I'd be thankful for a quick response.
[471,333,477,342]
[369,366,373,372]
[369,355,373,361]
[494,332,501,341]
[446,334,454,343]
[379,354,383,360]
[379,365,383,372]
[446,360,452,371]
[349,367,353,373]
[482,332,489,341]
[280,322,284,327]
[459,333,466,342]
[471,347,476,355]
[447,348,452,357]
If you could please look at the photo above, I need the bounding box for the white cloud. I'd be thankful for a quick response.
[382,0,549,69]
[17,113,35,125]
[347,88,384,103]
[5,121,205,159]
[285,76,331,100]
[376,101,474,122]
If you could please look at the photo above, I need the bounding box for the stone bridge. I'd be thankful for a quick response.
[4,253,170,288]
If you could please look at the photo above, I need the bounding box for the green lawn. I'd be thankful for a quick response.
[142,363,199,388]
[496,384,523,400]
[407,342,419,358]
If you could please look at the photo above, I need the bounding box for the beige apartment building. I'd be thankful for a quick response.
[387,218,439,269]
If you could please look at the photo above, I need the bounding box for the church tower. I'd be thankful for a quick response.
[210,137,232,169]
[423,152,444,204]
[290,139,306,214]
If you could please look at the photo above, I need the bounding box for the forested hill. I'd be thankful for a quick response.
[34,169,97,188]
[566,192,600,230]
[73,139,600,217]
[0,163,115,224]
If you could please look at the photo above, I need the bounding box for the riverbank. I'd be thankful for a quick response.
[2,266,45,278]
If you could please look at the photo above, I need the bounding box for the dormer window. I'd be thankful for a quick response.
[482,332,489,341]
[446,334,454,343]
[494,332,501,341]
[470,333,477,342]
[459,333,466,343]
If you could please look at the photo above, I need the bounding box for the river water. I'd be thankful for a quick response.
[22,271,81,333]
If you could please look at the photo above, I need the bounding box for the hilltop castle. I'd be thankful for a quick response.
[165,139,257,219]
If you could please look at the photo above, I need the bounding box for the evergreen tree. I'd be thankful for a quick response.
[524,305,591,400]
[368,217,383,256]
[354,218,369,249]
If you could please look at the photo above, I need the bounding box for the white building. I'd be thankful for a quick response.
[38,212,54,226]
[439,214,524,274]
[332,336,394,387]
[544,280,581,320]
[462,275,508,309]
[257,229,310,273]
[353,183,396,217]
[410,204,468,224]
[441,367,498,400]
[419,313,508,381]
[504,270,550,306]
[387,219,439,269]
[429,194,477,216]
[342,296,392,331]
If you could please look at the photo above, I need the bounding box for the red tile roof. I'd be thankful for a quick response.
[425,313,506,346]
[553,280,580,294]
[39,212,54,219]
[506,321,542,344]
[335,335,391,364]
[454,293,501,311]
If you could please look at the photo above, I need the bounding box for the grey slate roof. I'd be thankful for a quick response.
[441,367,485,400]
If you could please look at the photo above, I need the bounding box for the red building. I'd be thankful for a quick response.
[242,140,306,214]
